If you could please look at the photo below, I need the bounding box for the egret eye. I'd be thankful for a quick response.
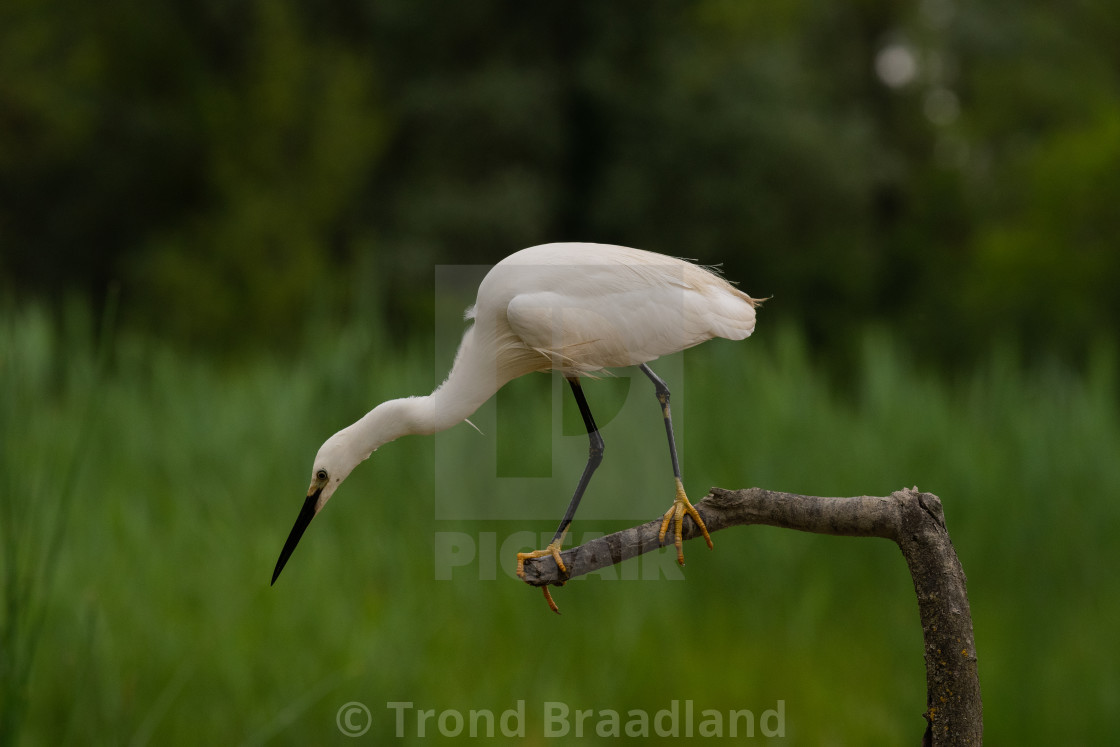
[316,469,328,482]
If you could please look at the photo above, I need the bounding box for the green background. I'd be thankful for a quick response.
[3,1,1118,744]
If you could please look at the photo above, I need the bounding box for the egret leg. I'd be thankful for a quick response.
[638,363,713,564]
[516,376,604,614]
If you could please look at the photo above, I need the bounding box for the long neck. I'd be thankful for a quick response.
[346,326,513,458]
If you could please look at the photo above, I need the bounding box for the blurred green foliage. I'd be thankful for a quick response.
[2,4,1119,742]
[2,308,1118,744]
[1,0,1118,360]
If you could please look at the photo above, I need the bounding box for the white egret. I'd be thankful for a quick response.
[271,242,760,612]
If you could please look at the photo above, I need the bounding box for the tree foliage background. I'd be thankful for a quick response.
[3,0,1118,362]
[3,3,1120,744]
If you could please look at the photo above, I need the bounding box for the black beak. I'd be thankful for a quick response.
[271,488,321,585]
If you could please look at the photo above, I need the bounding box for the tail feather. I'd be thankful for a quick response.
[696,286,758,342]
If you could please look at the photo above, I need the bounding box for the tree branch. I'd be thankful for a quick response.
[520,487,982,747]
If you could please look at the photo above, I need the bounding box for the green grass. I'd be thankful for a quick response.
[2,308,1118,744]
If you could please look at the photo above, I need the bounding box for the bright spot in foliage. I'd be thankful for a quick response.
[876,44,918,88]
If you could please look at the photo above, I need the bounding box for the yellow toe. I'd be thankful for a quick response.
[516,540,566,577]
[660,479,713,565]
[516,540,567,614]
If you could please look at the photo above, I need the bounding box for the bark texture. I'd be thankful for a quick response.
[520,486,982,746]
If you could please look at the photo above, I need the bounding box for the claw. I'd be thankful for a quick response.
[542,585,560,614]
[658,479,713,565]
[517,541,567,613]
[516,540,566,578]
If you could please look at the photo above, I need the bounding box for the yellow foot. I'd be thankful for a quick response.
[516,540,566,577]
[541,585,561,614]
[658,478,714,565]
[516,541,566,614]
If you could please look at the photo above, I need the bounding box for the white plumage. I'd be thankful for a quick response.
[497,244,755,372]
[272,242,760,609]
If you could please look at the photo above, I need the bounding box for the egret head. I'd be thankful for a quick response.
[270,431,364,585]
